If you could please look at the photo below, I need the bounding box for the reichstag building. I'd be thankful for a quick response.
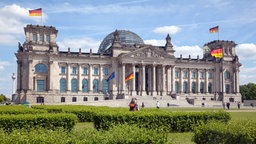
[14,24,242,104]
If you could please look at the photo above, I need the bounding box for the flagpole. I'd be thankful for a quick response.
[218,26,219,40]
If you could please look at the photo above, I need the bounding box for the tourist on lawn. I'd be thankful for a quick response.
[156,101,160,109]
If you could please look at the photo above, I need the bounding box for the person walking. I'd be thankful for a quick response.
[156,101,160,109]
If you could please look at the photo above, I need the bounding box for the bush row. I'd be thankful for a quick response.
[0,124,168,144]
[193,120,256,144]
[0,113,77,132]
[93,110,230,132]
[0,105,47,115]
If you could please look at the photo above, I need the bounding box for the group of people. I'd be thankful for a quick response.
[129,98,140,111]
[129,98,160,111]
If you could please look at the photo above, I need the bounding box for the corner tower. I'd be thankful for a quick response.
[21,24,58,53]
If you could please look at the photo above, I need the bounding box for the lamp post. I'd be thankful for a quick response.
[11,73,16,102]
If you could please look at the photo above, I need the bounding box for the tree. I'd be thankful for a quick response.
[0,94,7,103]
[240,83,256,101]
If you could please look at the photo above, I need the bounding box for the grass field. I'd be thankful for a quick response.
[74,108,256,144]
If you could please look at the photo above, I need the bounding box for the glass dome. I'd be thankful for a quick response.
[98,30,144,53]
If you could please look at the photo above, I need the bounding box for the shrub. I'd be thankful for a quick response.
[0,113,77,132]
[0,124,168,144]
[193,120,256,144]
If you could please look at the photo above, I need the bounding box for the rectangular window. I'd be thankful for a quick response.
[104,68,108,75]
[33,34,37,41]
[192,71,196,79]
[83,67,88,74]
[200,72,205,78]
[208,72,214,79]
[61,66,66,74]
[37,80,44,92]
[94,67,99,75]
[175,70,179,78]
[40,34,44,42]
[72,67,77,74]
[183,71,187,78]
[46,35,50,42]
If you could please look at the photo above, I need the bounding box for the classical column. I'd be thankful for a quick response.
[132,64,136,96]
[162,65,166,96]
[235,69,240,93]
[179,68,183,93]
[66,63,70,92]
[188,68,191,93]
[141,64,146,96]
[166,66,171,95]
[89,64,93,93]
[78,64,81,92]
[171,66,176,94]
[99,65,103,93]
[205,69,208,94]
[152,64,157,96]
[48,60,53,92]
[27,60,33,91]
[197,69,200,93]
[121,64,126,93]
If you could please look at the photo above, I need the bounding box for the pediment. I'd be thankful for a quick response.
[119,46,173,59]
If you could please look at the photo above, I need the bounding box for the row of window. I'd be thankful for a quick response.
[60,66,109,75]
[60,78,109,93]
[33,34,50,42]
[36,96,99,103]
[174,81,231,94]
[175,71,231,79]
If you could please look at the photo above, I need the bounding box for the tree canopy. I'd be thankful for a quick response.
[240,83,256,101]
[0,94,7,103]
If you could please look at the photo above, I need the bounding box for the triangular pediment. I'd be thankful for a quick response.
[119,46,173,59]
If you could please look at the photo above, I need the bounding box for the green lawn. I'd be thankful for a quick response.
[74,108,256,144]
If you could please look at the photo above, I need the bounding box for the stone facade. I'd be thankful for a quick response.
[14,24,242,105]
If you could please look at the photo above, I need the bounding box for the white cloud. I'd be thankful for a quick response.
[145,39,203,58]
[57,37,101,53]
[0,4,48,46]
[144,39,165,46]
[236,43,256,60]
[174,45,203,58]
[0,61,11,71]
[153,26,181,35]
[239,66,256,85]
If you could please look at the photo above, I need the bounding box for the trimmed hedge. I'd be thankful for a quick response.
[0,113,78,132]
[0,124,168,144]
[93,110,230,132]
[0,105,47,115]
[193,120,256,144]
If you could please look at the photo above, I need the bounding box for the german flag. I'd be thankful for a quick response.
[29,8,42,16]
[209,26,219,33]
[125,73,134,82]
[211,48,222,58]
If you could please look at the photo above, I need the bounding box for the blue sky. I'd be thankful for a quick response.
[0,0,256,98]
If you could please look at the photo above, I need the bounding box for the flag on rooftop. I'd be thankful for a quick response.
[29,8,42,16]
[209,26,219,33]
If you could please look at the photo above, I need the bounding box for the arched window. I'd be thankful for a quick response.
[60,78,66,93]
[208,82,212,93]
[93,79,99,93]
[82,79,88,92]
[35,64,47,73]
[191,82,196,93]
[224,71,230,79]
[71,79,77,92]
[102,80,109,93]
[175,81,179,93]
[200,82,204,93]
[183,82,187,93]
